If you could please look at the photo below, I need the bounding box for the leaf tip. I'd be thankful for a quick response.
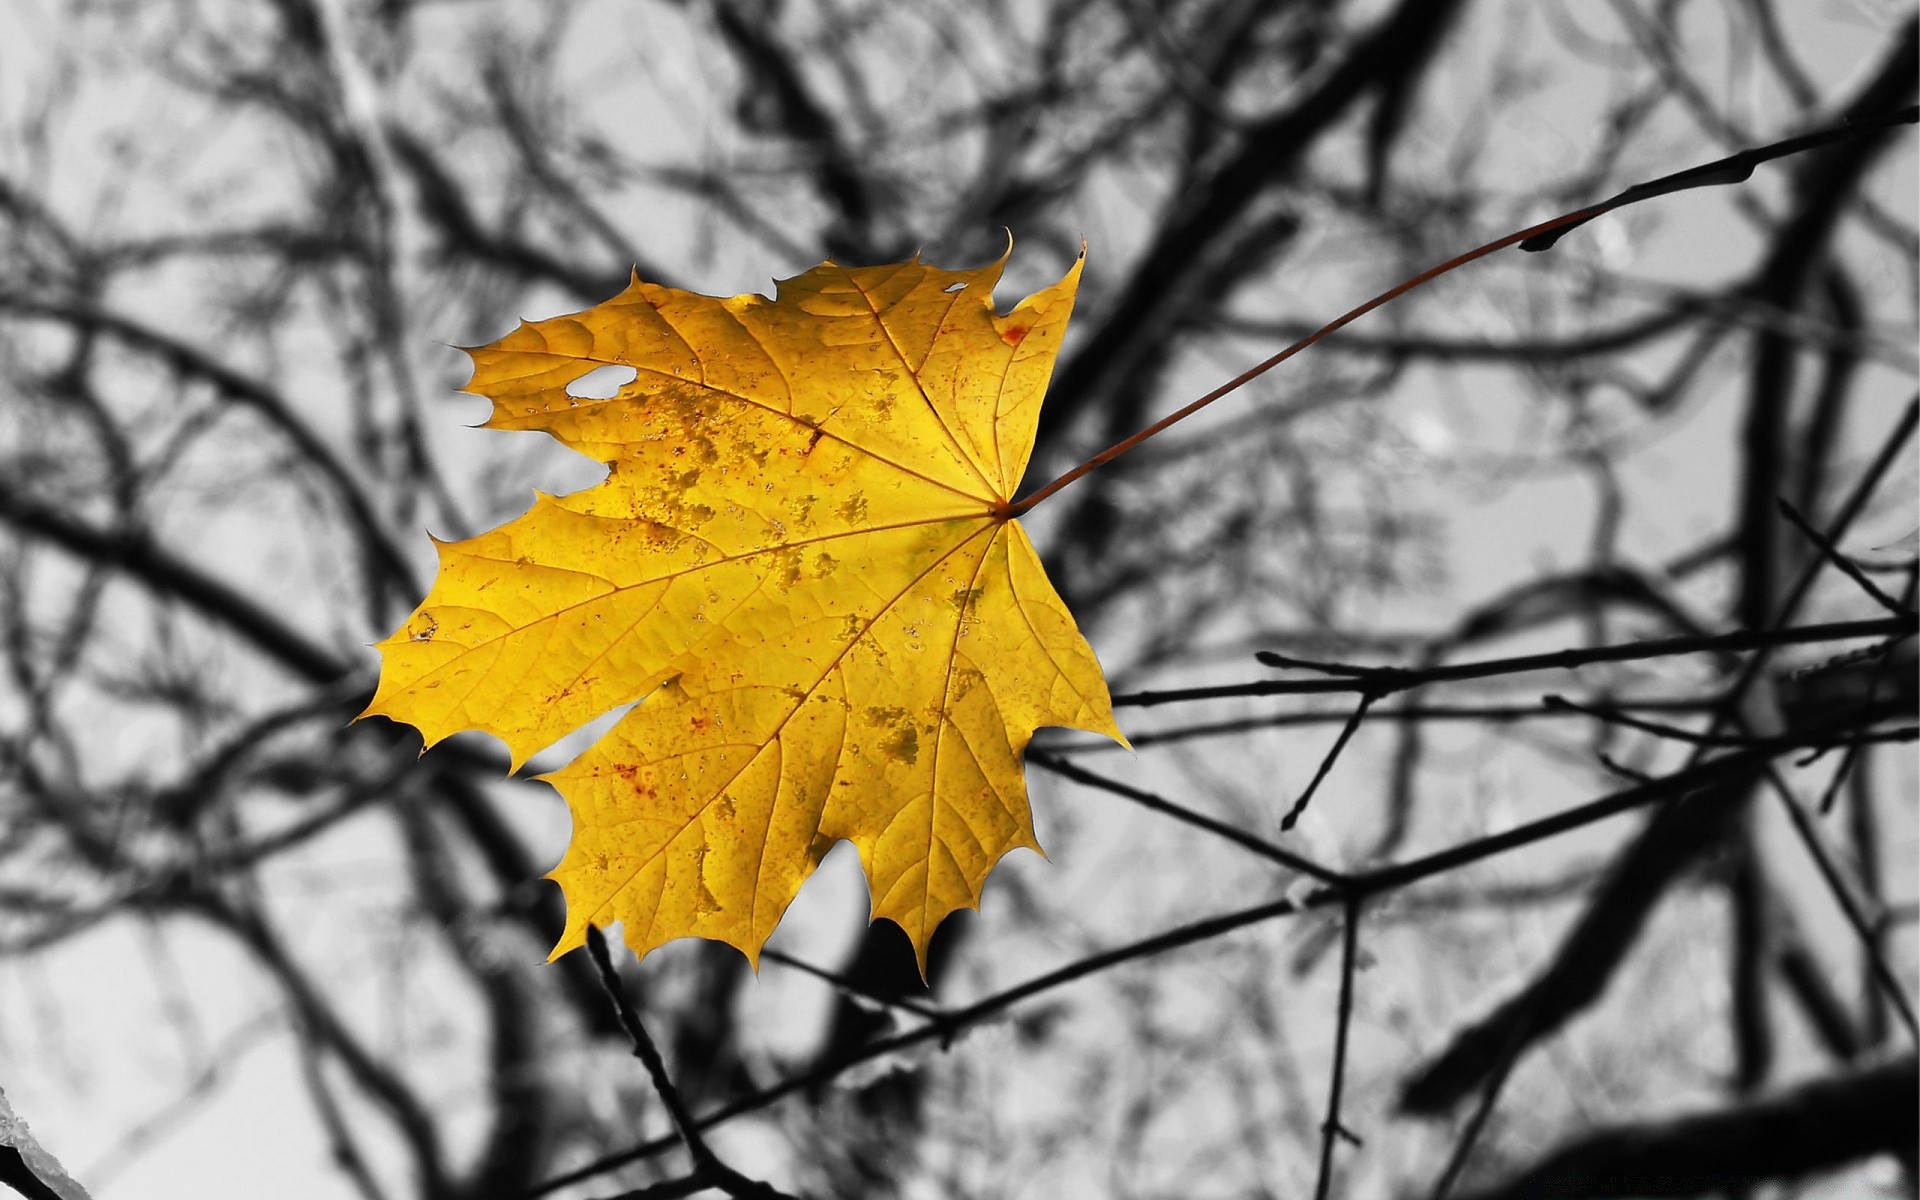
[736,938,766,975]
[349,698,400,737]
[546,918,589,964]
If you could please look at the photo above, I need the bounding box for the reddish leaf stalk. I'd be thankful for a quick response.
[1012,107,1919,513]
[1008,204,1608,514]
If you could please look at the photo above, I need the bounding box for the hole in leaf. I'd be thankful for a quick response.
[943,281,966,293]
[566,364,638,399]
[528,695,642,771]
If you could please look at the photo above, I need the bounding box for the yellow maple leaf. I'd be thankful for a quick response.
[363,250,1122,971]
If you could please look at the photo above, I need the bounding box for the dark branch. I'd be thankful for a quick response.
[1113,616,1913,706]
[1453,1055,1918,1199]
[584,927,798,1200]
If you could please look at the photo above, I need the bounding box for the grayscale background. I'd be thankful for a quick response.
[0,2,1914,1197]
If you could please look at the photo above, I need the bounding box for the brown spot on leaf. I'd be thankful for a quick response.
[881,724,919,765]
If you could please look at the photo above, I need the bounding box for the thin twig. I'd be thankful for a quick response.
[586,932,704,1141]
[1259,652,1394,678]
[758,947,943,1020]
[1050,697,1726,752]
[584,927,798,1200]
[1030,750,1346,883]
[1543,693,1743,743]
[1711,401,1916,719]
[1282,695,1377,831]
[1313,898,1365,1200]
[1776,498,1907,615]
[525,740,1808,1197]
[1594,752,1657,785]
[1008,108,1918,513]
[1005,203,1606,514]
[1427,1007,1538,1200]
[527,892,1328,1197]
[1408,397,1919,1172]
[1348,745,1788,898]
[1818,572,1920,813]
[1113,616,1913,706]
[1757,766,1919,1041]
[1544,694,1915,753]
[1815,748,1867,815]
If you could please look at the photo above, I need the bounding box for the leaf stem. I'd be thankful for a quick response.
[1004,203,1605,515]
[1009,106,1918,515]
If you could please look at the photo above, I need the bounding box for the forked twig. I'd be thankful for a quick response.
[523,107,1920,1200]
[1757,765,1919,1041]
[528,741,1801,1197]
[1418,398,1919,1183]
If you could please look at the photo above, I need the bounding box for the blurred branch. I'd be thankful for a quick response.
[0,476,352,686]
[1452,1054,1918,1200]
[386,127,638,303]
[0,296,421,599]
[530,737,1829,1195]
